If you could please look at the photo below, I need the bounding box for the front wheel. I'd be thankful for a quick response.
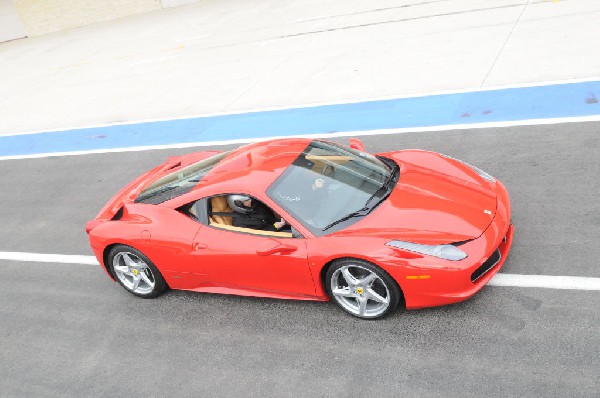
[108,245,167,298]
[326,259,401,319]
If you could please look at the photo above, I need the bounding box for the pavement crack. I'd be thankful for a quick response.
[288,0,452,24]
[278,3,526,39]
[481,0,531,86]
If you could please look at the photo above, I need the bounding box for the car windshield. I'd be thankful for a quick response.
[135,151,231,204]
[267,140,396,236]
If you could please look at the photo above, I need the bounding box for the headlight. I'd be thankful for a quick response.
[442,154,496,183]
[386,240,467,261]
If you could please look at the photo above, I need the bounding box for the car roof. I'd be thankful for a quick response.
[190,138,312,196]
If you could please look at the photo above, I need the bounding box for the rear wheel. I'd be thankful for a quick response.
[108,245,167,298]
[326,259,400,319]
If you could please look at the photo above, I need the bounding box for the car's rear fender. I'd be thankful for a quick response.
[88,151,223,228]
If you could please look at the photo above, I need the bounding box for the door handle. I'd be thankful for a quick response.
[256,239,297,256]
[194,242,207,250]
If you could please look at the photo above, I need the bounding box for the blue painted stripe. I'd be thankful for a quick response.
[1,81,599,156]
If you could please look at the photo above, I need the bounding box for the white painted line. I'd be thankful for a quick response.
[0,251,599,291]
[488,273,600,291]
[2,76,599,138]
[2,114,600,161]
[0,251,99,265]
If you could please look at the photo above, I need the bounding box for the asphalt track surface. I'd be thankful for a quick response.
[1,122,599,397]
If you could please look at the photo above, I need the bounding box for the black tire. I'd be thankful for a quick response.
[325,258,401,319]
[108,245,167,298]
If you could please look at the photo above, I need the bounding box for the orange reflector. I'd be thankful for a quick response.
[406,275,431,280]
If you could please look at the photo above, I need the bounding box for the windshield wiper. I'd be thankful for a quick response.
[322,207,370,231]
[322,162,399,232]
[362,162,399,209]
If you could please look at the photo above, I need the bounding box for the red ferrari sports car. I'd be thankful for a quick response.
[86,138,513,319]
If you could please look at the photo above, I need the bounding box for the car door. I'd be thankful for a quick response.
[191,199,316,298]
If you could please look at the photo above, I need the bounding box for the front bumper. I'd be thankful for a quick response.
[402,223,514,309]
[386,181,514,309]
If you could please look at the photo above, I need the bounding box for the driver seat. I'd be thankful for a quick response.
[209,196,233,225]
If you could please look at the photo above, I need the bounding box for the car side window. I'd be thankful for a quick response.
[203,194,295,238]
[177,199,207,223]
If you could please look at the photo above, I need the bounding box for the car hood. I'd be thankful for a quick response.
[331,150,497,245]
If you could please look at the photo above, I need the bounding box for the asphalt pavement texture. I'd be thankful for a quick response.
[1,122,599,397]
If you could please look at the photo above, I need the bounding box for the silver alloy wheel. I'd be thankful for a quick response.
[330,264,390,318]
[112,252,156,295]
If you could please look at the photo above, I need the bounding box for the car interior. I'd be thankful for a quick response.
[206,195,294,238]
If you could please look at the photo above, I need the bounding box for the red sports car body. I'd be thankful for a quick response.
[86,138,513,319]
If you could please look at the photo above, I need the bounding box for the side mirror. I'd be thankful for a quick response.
[348,138,366,152]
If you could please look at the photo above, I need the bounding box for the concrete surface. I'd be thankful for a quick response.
[0,0,26,42]
[11,0,202,37]
[1,0,599,135]
[0,124,599,397]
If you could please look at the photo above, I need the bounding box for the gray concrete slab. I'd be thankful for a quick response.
[1,0,599,135]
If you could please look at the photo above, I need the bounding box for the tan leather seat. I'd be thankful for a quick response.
[209,196,233,225]
[211,223,293,238]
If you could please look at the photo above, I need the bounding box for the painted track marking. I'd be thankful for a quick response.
[1,80,598,159]
[4,76,600,138]
[487,273,600,290]
[1,251,598,291]
[0,251,99,265]
[2,115,600,161]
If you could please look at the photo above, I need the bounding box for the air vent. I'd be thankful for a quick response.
[111,207,124,220]
[471,248,501,282]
